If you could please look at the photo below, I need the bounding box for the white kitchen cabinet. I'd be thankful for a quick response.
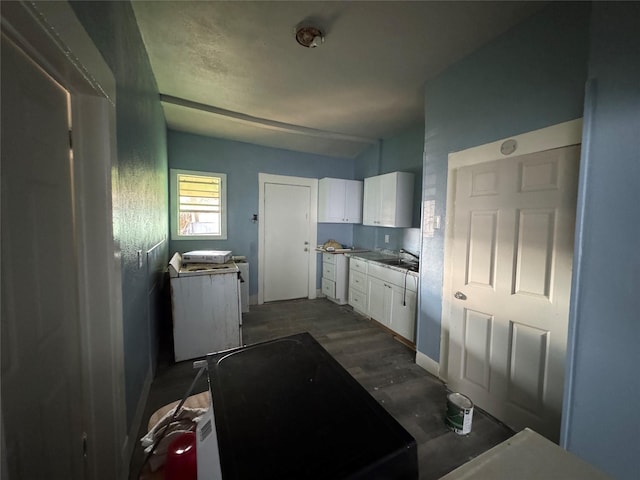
[170,271,242,362]
[318,178,363,223]
[362,171,414,227]
[367,275,417,341]
[389,284,417,341]
[350,257,418,342]
[321,252,349,305]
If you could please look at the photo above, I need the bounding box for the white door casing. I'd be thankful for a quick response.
[258,174,318,304]
[442,119,582,442]
[1,2,125,479]
[2,32,84,479]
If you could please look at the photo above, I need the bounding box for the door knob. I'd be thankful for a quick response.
[454,291,467,300]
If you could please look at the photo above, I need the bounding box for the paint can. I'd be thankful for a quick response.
[445,392,474,435]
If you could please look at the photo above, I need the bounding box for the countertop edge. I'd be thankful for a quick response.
[345,252,419,277]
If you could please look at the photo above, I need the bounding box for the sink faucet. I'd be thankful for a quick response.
[399,248,419,261]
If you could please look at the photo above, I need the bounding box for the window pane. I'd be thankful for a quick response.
[177,173,222,236]
[179,212,220,235]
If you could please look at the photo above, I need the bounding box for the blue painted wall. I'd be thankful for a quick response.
[71,2,169,429]
[167,131,357,299]
[418,1,590,362]
[168,123,424,302]
[561,3,640,478]
[353,123,424,251]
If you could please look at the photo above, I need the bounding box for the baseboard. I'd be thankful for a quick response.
[123,365,153,472]
[415,350,440,378]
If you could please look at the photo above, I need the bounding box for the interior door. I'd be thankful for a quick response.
[1,34,85,477]
[263,182,311,302]
[446,145,579,441]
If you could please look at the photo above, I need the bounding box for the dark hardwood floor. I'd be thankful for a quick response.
[130,298,514,479]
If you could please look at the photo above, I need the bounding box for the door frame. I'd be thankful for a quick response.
[258,173,318,304]
[1,2,126,478]
[440,119,583,382]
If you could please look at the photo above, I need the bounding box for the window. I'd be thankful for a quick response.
[170,169,227,240]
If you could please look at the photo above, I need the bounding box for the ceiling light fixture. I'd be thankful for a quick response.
[295,25,324,48]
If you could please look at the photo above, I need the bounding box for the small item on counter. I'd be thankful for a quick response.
[323,239,342,251]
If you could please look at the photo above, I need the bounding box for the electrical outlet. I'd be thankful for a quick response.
[137,250,143,269]
[384,234,390,243]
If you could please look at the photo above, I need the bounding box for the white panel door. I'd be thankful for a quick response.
[446,146,579,441]
[1,35,84,478]
[263,182,310,302]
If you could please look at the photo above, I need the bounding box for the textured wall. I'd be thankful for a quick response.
[70,1,168,428]
[419,1,590,362]
[168,131,356,299]
[353,123,424,250]
[561,3,640,478]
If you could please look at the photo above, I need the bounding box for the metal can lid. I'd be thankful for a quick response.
[448,392,473,409]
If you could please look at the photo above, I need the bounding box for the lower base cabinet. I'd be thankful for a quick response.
[388,285,416,341]
[367,276,417,342]
[321,252,348,305]
[349,258,417,343]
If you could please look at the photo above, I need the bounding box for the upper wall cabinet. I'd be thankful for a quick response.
[318,178,363,223]
[363,172,414,228]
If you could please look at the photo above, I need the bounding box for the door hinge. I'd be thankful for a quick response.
[69,129,73,149]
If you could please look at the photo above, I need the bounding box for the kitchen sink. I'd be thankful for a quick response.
[375,258,419,272]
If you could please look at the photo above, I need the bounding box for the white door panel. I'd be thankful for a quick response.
[263,182,310,302]
[447,145,579,441]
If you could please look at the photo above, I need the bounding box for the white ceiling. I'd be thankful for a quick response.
[131,1,544,158]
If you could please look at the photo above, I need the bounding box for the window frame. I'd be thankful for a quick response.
[170,168,228,240]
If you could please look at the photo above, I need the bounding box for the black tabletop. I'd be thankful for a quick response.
[206,332,418,479]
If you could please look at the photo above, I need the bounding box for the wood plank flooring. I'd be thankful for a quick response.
[130,298,514,479]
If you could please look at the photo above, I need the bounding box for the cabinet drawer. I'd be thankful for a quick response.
[322,277,336,298]
[322,262,336,281]
[349,270,366,292]
[322,253,336,264]
[350,258,368,274]
[349,288,367,312]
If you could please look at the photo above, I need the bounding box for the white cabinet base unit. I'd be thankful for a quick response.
[318,178,363,223]
[366,263,418,343]
[363,171,414,227]
[169,253,242,362]
[321,252,349,305]
[348,255,418,343]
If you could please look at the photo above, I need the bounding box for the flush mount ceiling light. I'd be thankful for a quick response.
[295,25,324,48]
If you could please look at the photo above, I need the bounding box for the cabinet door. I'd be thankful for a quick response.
[318,178,346,222]
[344,180,363,223]
[389,285,417,341]
[362,176,381,226]
[367,276,393,326]
[379,173,398,226]
[363,172,414,227]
